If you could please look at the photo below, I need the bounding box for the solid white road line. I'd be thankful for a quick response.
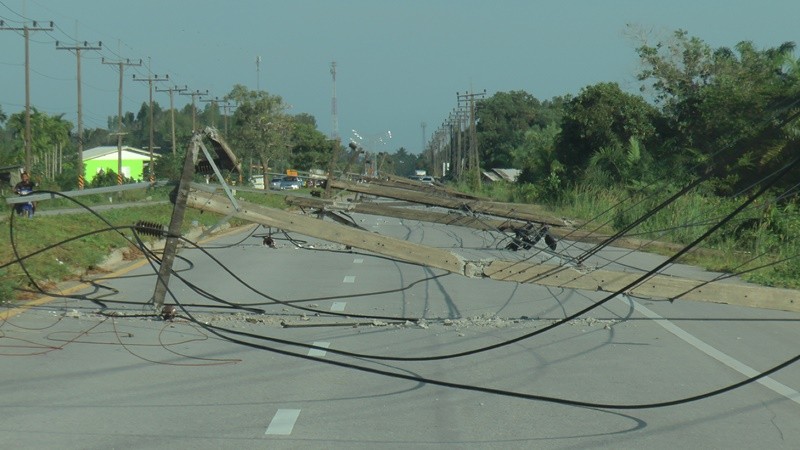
[343,275,356,283]
[331,301,347,312]
[308,341,330,357]
[265,409,301,435]
[617,295,800,406]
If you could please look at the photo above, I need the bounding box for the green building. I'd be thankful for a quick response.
[83,146,159,182]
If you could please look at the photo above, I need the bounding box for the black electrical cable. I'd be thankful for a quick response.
[160,155,800,364]
[178,310,800,410]
[7,217,138,301]
[156,232,449,321]
[4,158,792,394]
[7,186,797,409]
[196,223,262,249]
[577,99,800,263]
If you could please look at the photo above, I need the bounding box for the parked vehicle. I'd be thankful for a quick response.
[270,176,302,190]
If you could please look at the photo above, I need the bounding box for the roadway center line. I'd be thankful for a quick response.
[308,341,330,357]
[617,295,800,406]
[343,275,356,283]
[331,302,347,312]
[265,409,301,435]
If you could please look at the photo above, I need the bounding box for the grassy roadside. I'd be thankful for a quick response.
[5,180,796,305]
[470,180,800,289]
[0,186,290,302]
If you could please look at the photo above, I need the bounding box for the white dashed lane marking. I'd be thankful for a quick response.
[343,275,356,283]
[265,409,301,435]
[331,302,347,312]
[353,258,364,264]
[617,295,800,406]
[308,341,330,357]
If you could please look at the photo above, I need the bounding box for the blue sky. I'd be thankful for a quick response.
[1,0,798,154]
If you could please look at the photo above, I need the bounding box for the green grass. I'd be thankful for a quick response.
[555,183,800,288]
[4,180,797,302]
[462,180,800,289]
[1,186,290,302]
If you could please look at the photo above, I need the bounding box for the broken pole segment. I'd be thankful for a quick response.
[484,260,800,313]
[328,179,567,226]
[186,189,467,275]
[152,135,201,310]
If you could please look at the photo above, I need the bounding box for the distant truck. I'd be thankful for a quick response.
[410,170,434,184]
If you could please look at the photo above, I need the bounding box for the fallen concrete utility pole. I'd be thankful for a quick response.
[285,195,528,232]
[188,191,800,312]
[484,260,800,313]
[284,195,704,257]
[329,178,568,226]
[373,174,491,201]
[153,127,242,311]
[186,189,467,275]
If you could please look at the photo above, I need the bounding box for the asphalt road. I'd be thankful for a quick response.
[2,209,799,449]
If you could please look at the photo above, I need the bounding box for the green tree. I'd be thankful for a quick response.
[226,84,294,183]
[476,91,543,168]
[290,115,333,171]
[635,29,800,193]
[554,82,659,181]
[512,123,563,178]
[6,109,72,181]
[386,147,418,177]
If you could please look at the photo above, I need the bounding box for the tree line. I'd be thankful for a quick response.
[0,85,426,189]
[453,29,800,202]
[2,28,798,198]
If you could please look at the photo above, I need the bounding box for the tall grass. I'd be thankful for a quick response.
[555,183,800,288]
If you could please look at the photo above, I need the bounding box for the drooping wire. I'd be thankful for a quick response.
[168,154,800,365]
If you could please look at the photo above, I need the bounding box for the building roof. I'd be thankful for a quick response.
[493,168,521,182]
[83,146,159,161]
[481,170,501,182]
[482,168,521,183]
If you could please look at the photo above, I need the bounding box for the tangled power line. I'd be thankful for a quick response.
[2,143,800,410]
[3,93,800,410]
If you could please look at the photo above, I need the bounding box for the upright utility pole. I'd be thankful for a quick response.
[56,40,101,188]
[219,100,236,135]
[325,61,340,198]
[1,19,54,174]
[180,89,208,132]
[330,61,339,140]
[457,89,486,188]
[102,57,142,184]
[421,121,428,171]
[155,85,187,156]
[134,72,169,182]
[200,97,220,128]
